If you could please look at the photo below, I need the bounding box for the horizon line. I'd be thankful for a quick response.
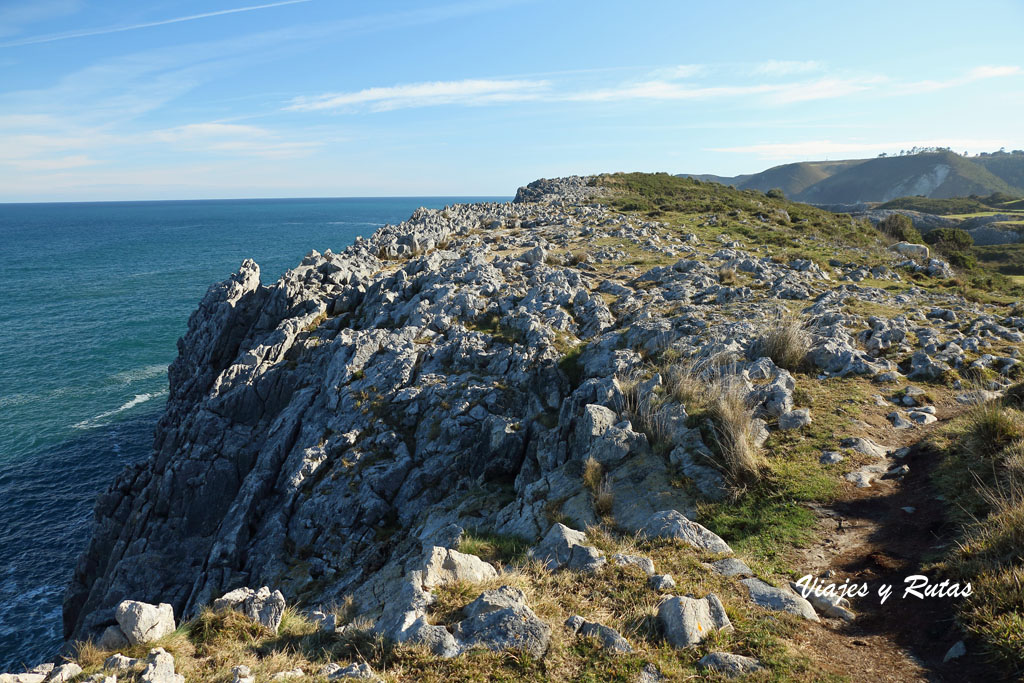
[0,194,515,207]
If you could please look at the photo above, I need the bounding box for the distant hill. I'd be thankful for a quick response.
[682,151,1024,205]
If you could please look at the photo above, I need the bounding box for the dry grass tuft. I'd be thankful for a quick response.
[751,311,810,371]
[582,457,603,493]
[593,479,615,517]
[582,457,614,517]
[707,379,764,485]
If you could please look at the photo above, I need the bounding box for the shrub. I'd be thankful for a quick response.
[878,213,924,243]
[925,227,974,252]
[766,188,785,199]
[750,312,810,371]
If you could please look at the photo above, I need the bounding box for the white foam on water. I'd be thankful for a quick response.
[72,390,167,430]
[110,364,167,384]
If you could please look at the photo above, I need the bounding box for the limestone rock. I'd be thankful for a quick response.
[741,578,818,621]
[778,408,812,430]
[140,648,184,683]
[212,586,286,633]
[641,510,732,554]
[103,655,140,673]
[943,640,966,663]
[231,665,253,683]
[890,242,929,260]
[270,669,304,681]
[114,601,176,646]
[565,544,606,574]
[320,662,380,680]
[47,664,82,683]
[790,581,855,621]
[453,587,551,658]
[97,625,129,651]
[422,547,498,588]
[657,594,732,647]
[707,557,753,578]
[530,523,587,570]
[697,652,764,678]
[636,663,665,683]
[0,675,46,683]
[565,615,632,653]
[648,574,676,591]
[611,553,655,577]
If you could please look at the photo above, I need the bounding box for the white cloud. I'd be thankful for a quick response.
[968,65,1021,79]
[151,122,321,158]
[901,64,1021,94]
[650,64,707,80]
[709,138,1013,159]
[752,60,823,76]
[286,79,550,112]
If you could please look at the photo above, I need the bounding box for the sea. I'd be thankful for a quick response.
[0,196,506,671]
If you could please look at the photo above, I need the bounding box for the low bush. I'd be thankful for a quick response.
[878,213,924,244]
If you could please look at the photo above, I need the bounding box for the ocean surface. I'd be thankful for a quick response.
[0,196,506,671]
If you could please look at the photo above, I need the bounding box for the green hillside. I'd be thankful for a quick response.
[735,160,865,196]
[974,150,1024,189]
[796,151,1018,203]
[683,151,1024,205]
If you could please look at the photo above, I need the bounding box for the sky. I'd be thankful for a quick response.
[0,0,1022,201]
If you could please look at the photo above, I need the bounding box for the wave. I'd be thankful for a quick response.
[72,391,167,430]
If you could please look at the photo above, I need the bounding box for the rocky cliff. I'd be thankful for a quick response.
[63,175,1024,668]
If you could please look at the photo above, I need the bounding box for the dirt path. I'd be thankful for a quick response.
[789,419,1008,682]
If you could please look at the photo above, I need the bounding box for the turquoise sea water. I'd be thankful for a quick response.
[0,196,505,670]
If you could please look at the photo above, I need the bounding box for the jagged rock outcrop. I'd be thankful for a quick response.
[61,175,1024,661]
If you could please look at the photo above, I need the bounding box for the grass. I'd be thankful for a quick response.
[750,311,810,371]
[67,529,835,683]
[457,530,530,567]
[927,392,1024,674]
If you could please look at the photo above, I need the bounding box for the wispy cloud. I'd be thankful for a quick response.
[709,138,1012,159]
[152,122,321,158]
[0,0,312,48]
[752,60,823,76]
[902,64,1021,94]
[649,64,707,80]
[286,79,550,112]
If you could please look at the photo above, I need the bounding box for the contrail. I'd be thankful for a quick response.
[0,0,313,48]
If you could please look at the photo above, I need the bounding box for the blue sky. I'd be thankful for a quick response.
[1,0,1022,201]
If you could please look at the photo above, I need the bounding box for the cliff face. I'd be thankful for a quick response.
[63,177,642,640]
[63,176,1019,648]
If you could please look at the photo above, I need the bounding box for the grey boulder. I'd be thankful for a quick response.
[697,652,764,678]
[530,523,588,570]
[565,615,632,653]
[453,586,551,658]
[421,547,498,588]
[657,593,732,647]
[140,648,184,683]
[114,600,176,646]
[641,510,732,554]
[741,578,818,621]
[213,586,287,633]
